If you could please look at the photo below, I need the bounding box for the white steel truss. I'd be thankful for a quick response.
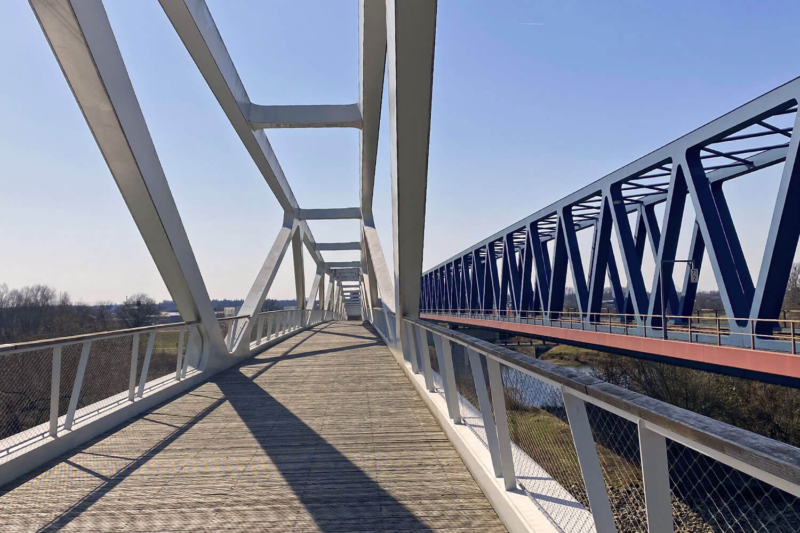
[30,0,437,365]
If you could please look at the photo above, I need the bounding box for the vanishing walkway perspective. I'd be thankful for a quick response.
[0,322,505,532]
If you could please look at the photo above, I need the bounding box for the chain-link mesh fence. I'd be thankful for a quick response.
[0,325,191,458]
[500,365,595,533]
[74,335,135,414]
[584,403,647,532]
[450,344,481,422]
[0,347,52,447]
[425,332,445,393]
[668,439,800,532]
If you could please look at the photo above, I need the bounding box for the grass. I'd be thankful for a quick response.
[507,336,607,367]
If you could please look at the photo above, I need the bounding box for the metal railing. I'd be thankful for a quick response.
[219,309,339,351]
[0,308,342,472]
[0,321,201,462]
[421,308,800,354]
[400,316,800,532]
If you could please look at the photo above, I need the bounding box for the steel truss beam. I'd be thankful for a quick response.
[248,103,362,130]
[423,79,800,338]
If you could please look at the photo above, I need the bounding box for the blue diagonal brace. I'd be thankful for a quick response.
[560,208,589,314]
[751,114,800,334]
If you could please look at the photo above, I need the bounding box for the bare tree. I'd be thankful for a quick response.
[116,293,159,328]
[785,263,800,311]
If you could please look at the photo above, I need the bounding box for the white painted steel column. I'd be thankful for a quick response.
[563,389,618,533]
[486,358,517,490]
[468,349,503,477]
[293,230,306,314]
[639,421,675,533]
[234,215,297,354]
[387,0,437,338]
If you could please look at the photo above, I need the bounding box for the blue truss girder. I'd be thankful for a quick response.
[422,78,800,340]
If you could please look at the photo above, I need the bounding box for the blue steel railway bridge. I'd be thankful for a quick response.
[3,1,800,532]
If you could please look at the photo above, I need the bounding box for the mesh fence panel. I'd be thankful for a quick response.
[667,439,800,532]
[58,342,84,416]
[451,344,480,418]
[145,330,182,384]
[0,347,52,446]
[423,332,444,393]
[501,365,595,533]
[585,403,648,533]
[75,335,135,413]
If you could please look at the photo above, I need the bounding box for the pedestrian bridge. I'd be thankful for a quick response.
[1,322,505,532]
[7,1,800,532]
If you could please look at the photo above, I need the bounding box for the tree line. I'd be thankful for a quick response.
[0,283,293,344]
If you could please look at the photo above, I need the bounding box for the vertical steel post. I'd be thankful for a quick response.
[486,358,516,490]
[407,323,420,373]
[182,327,197,379]
[688,316,692,343]
[65,341,92,431]
[468,349,503,478]
[436,335,462,423]
[417,326,435,391]
[49,345,62,437]
[638,421,675,533]
[136,333,157,398]
[256,315,265,345]
[175,328,186,380]
[128,334,140,401]
[562,389,618,533]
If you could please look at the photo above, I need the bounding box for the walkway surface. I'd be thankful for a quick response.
[0,322,506,532]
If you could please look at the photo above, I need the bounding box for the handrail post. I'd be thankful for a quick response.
[688,316,692,343]
[468,349,503,478]
[65,341,92,431]
[751,320,755,350]
[717,318,721,346]
[49,345,62,437]
[562,388,618,533]
[256,315,265,345]
[638,420,675,533]
[486,359,516,490]
[792,321,796,355]
[136,332,157,398]
[406,321,420,373]
[128,334,140,401]
[434,335,462,424]
[175,327,186,380]
[417,326,435,392]
[181,326,197,378]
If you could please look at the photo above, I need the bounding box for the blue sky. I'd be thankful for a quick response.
[2,1,800,303]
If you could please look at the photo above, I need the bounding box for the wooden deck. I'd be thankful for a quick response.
[0,322,506,532]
